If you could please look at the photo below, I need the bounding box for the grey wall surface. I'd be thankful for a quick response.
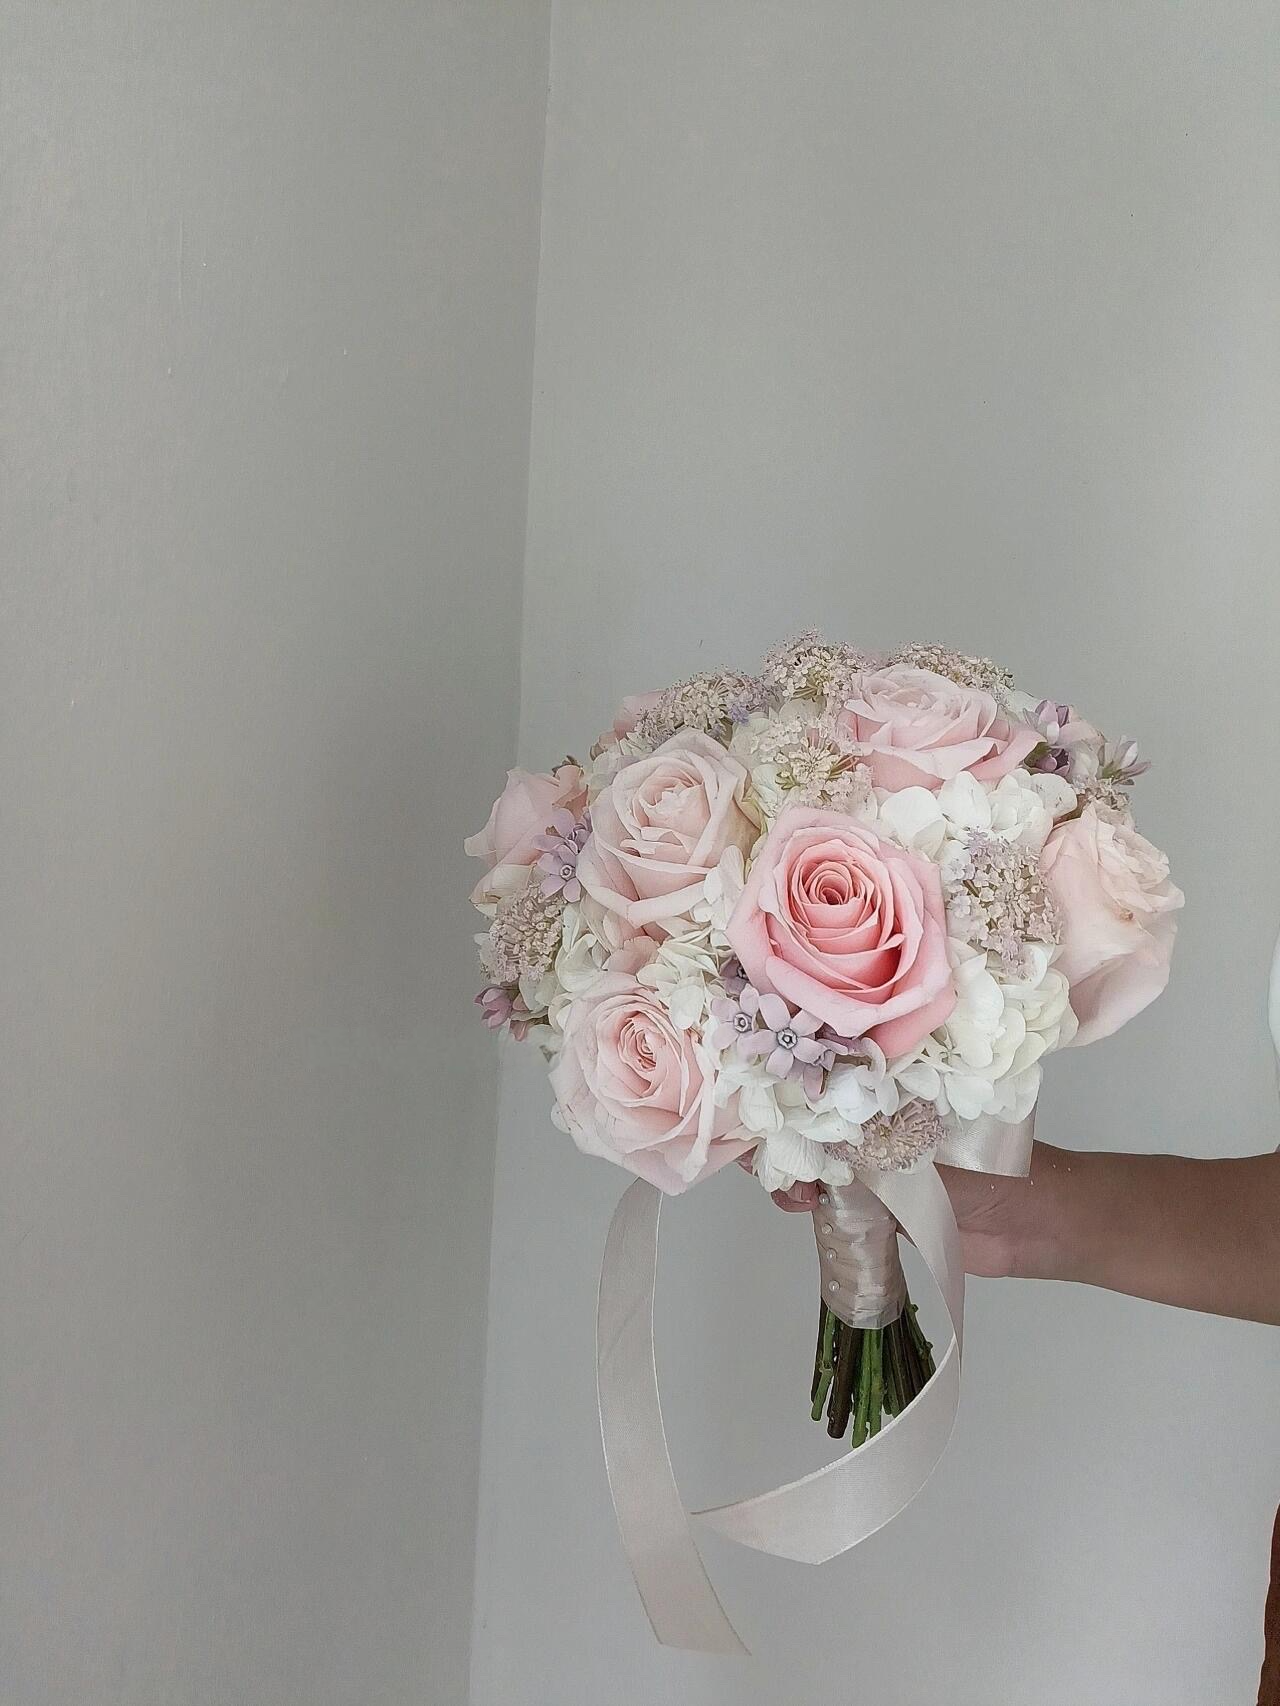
[1,5,549,1704]
[472,6,1280,1704]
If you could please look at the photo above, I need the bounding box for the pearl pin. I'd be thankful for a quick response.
[827,1280,839,1293]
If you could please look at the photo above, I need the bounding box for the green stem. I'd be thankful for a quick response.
[884,1317,909,1416]
[827,1320,858,1438]
[851,1329,874,1447]
[904,1301,935,1376]
[899,1316,923,1403]
[866,1329,884,1438]
[810,1303,827,1403]
[810,1305,837,1421]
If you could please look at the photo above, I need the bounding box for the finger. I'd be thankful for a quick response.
[770,1182,820,1213]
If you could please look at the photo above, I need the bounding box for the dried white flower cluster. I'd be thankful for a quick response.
[761,629,875,711]
[848,1101,946,1172]
[485,884,567,982]
[1072,774,1134,823]
[890,643,1015,698]
[629,669,767,748]
[738,711,873,813]
[945,831,1062,977]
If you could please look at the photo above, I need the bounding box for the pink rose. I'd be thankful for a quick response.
[1041,805,1183,1046]
[726,806,955,1057]
[464,762,587,912]
[595,689,664,750]
[551,971,752,1194]
[838,666,1040,792]
[577,731,756,938]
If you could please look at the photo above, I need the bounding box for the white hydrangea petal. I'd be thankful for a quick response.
[986,775,1053,849]
[896,1059,942,1102]
[943,1074,995,1120]
[667,982,706,1031]
[875,1076,904,1117]
[1010,1029,1051,1075]
[1025,771,1078,823]
[998,1066,1042,1122]
[752,1125,853,1193]
[876,787,947,857]
[937,772,991,833]
[738,1076,785,1135]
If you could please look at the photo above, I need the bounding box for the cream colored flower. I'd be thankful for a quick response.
[546,905,613,1031]
[917,941,1076,1122]
[636,937,721,1030]
[688,846,748,942]
[711,1054,855,1191]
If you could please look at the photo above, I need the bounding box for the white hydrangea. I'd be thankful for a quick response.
[942,769,1075,853]
[749,1124,856,1194]
[875,769,1075,870]
[917,941,1077,1122]
[713,1054,855,1191]
[821,1039,940,1124]
[545,904,611,1031]
[636,937,721,1030]
[687,846,747,944]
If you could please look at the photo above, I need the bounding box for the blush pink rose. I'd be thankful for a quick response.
[726,806,955,1057]
[595,689,665,750]
[464,762,587,912]
[550,971,753,1194]
[577,731,756,938]
[838,666,1040,792]
[1041,804,1183,1046]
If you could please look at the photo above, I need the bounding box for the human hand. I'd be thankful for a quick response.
[932,1164,1034,1279]
[763,1155,1058,1281]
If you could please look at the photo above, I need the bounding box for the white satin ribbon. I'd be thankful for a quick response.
[811,1180,906,1329]
[594,1111,1035,1653]
[595,1179,747,1654]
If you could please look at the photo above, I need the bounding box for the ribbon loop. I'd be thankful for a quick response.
[595,1181,747,1654]
[594,1111,1036,1651]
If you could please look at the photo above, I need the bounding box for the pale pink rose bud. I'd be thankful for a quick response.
[1041,804,1183,1046]
[838,666,1040,793]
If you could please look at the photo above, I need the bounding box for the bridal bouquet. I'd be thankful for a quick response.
[465,633,1181,1644]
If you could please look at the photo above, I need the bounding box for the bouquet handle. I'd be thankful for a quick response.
[808,1181,935,1443]
[595,1111,1035,1653]
[812,1180,906,1329]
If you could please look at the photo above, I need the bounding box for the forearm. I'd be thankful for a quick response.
[1013,1142,1280,1325]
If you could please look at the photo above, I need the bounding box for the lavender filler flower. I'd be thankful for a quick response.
[475,985,534,1040]
[710,985,832,1099]
[533,808,589,902]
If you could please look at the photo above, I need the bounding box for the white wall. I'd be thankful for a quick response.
[473,5,1280,1704]
[1,6,548,1704]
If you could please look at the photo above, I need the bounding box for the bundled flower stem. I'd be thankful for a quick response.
[810,1299,935,1445]
[806,1181,936,1446]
